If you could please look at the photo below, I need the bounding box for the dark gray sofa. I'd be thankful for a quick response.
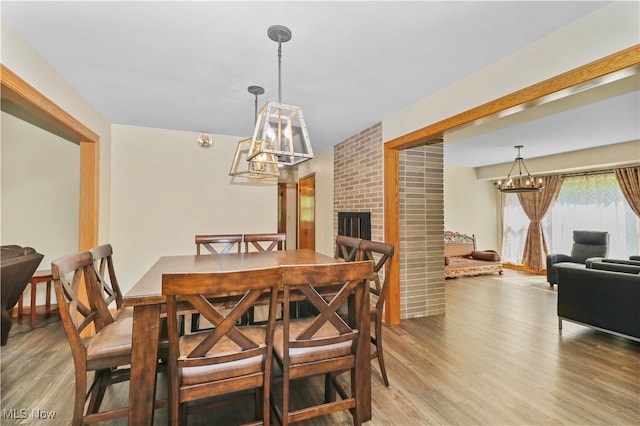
[556,262,640,342]
[546,230,609,286]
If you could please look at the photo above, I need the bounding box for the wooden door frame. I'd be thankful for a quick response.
[1,64,100,251]
[297,173,316,251]
[383,45,640,325]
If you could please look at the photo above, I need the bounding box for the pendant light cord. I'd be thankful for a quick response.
[277,41,283,104]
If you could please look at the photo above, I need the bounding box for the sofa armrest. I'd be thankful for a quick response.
[546,253,573,285]
[556,265,640,339]
[590,261,640,274]
[601,258,640,267]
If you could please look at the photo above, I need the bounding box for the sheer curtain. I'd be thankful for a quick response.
[502,172,640,265]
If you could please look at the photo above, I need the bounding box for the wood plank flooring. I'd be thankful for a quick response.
[1,269,638,425]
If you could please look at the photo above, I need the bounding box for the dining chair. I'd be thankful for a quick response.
[335,235,363,262]
[162,266,281,425]
[89,243,171,356]
[272,261,373,426]
[243,233,287,252]
[242,233,287,324]
[52,250,165,426]
[88,244,130,326]
[195,234,243,254]
[358,239,395,387]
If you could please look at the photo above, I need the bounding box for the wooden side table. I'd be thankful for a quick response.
[17,269,55,328]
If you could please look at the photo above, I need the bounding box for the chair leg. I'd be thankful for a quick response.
[325,373,335,403]
[72,369,87,426]
[86,370,108,415]
[281,374,290,426]
[374,319,389,387]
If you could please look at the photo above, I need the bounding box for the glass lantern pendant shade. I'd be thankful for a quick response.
[247,101,313,166]
[247,24,314,167]
[229,138,280,178]
[229,85,280,178]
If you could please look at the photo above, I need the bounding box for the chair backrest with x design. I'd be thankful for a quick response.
[195,234,243,255]
[88,244,125,329]
[358,240,394,306]
[52,250,137,425]
[273,260,373,425]
[243,233,286,252]
[162,266,281,425]
[334,235,363,262]
[357,239,394,387]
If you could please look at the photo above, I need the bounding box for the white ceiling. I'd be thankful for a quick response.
[2,1,637,167]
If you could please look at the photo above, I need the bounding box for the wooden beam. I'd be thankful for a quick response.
[1,64,99,144]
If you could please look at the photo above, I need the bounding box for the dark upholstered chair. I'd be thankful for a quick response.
[1,245,43,346]
[546,230,609,286]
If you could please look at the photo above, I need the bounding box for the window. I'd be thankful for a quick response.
[502,172,640,264]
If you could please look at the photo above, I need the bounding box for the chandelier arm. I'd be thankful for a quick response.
[504,160,518,181]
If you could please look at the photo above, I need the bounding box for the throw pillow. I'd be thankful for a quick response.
[470,250,500,262]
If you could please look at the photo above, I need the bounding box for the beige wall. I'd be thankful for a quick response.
[444,165,499,250]
[110,124,278,292]
[1,113,79,304]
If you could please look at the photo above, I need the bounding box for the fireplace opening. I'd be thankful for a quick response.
[338,212,371,240]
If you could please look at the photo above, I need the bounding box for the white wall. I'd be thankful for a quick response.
[110,124,278,292]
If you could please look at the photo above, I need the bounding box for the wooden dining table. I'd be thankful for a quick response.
[122,249,371,425]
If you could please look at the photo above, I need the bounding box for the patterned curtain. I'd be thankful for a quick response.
[615,167,640,218]
[517,175,563,271]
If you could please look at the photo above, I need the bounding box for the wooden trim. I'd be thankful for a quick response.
[79,141,100,250]
[383,144,400,325]
[1,65,99,144]
[383,45,640,324]
[503,263,546,276]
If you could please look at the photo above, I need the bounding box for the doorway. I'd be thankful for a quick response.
[298,173,315,250]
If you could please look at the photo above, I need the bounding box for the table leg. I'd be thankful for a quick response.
[351,283,371,422]
[129,304,161,425]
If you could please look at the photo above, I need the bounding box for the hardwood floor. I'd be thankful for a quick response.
[1,269,638,425]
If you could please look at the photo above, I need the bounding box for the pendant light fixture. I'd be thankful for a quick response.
[247,25,314,167]
[495,145,544,193]
[229,85,280,178]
